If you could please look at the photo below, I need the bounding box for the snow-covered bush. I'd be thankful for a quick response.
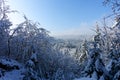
[53,68,65,80]
[23,52,40,80]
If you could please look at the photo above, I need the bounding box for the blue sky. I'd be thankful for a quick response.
[8,0,112,36]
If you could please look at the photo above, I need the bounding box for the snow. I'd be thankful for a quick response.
[0,69,25,80]
[0,57,21,68]
[74,77,96,80]
[0,57,25,80]
[92,71,98,79]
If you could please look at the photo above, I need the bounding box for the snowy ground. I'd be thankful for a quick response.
[0,69,25,80]
[74,77,96,80]
[0,57,25,80]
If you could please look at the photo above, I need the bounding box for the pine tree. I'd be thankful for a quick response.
[105,16,120,80]
[82,39,110,79]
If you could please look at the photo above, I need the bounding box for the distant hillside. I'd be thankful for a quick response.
[55,34,94,40]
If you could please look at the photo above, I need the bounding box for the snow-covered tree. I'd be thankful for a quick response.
[82,40,110,80]
[0,0,12,56]
[103,0,120,13]
[79,40,88,63]
[9,16,51,61]
[106,15,120,80]
[85,15,120,80]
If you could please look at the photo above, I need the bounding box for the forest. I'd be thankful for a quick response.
[0,0,120,80]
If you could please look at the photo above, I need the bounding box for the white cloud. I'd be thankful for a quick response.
[53,22,95,36]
